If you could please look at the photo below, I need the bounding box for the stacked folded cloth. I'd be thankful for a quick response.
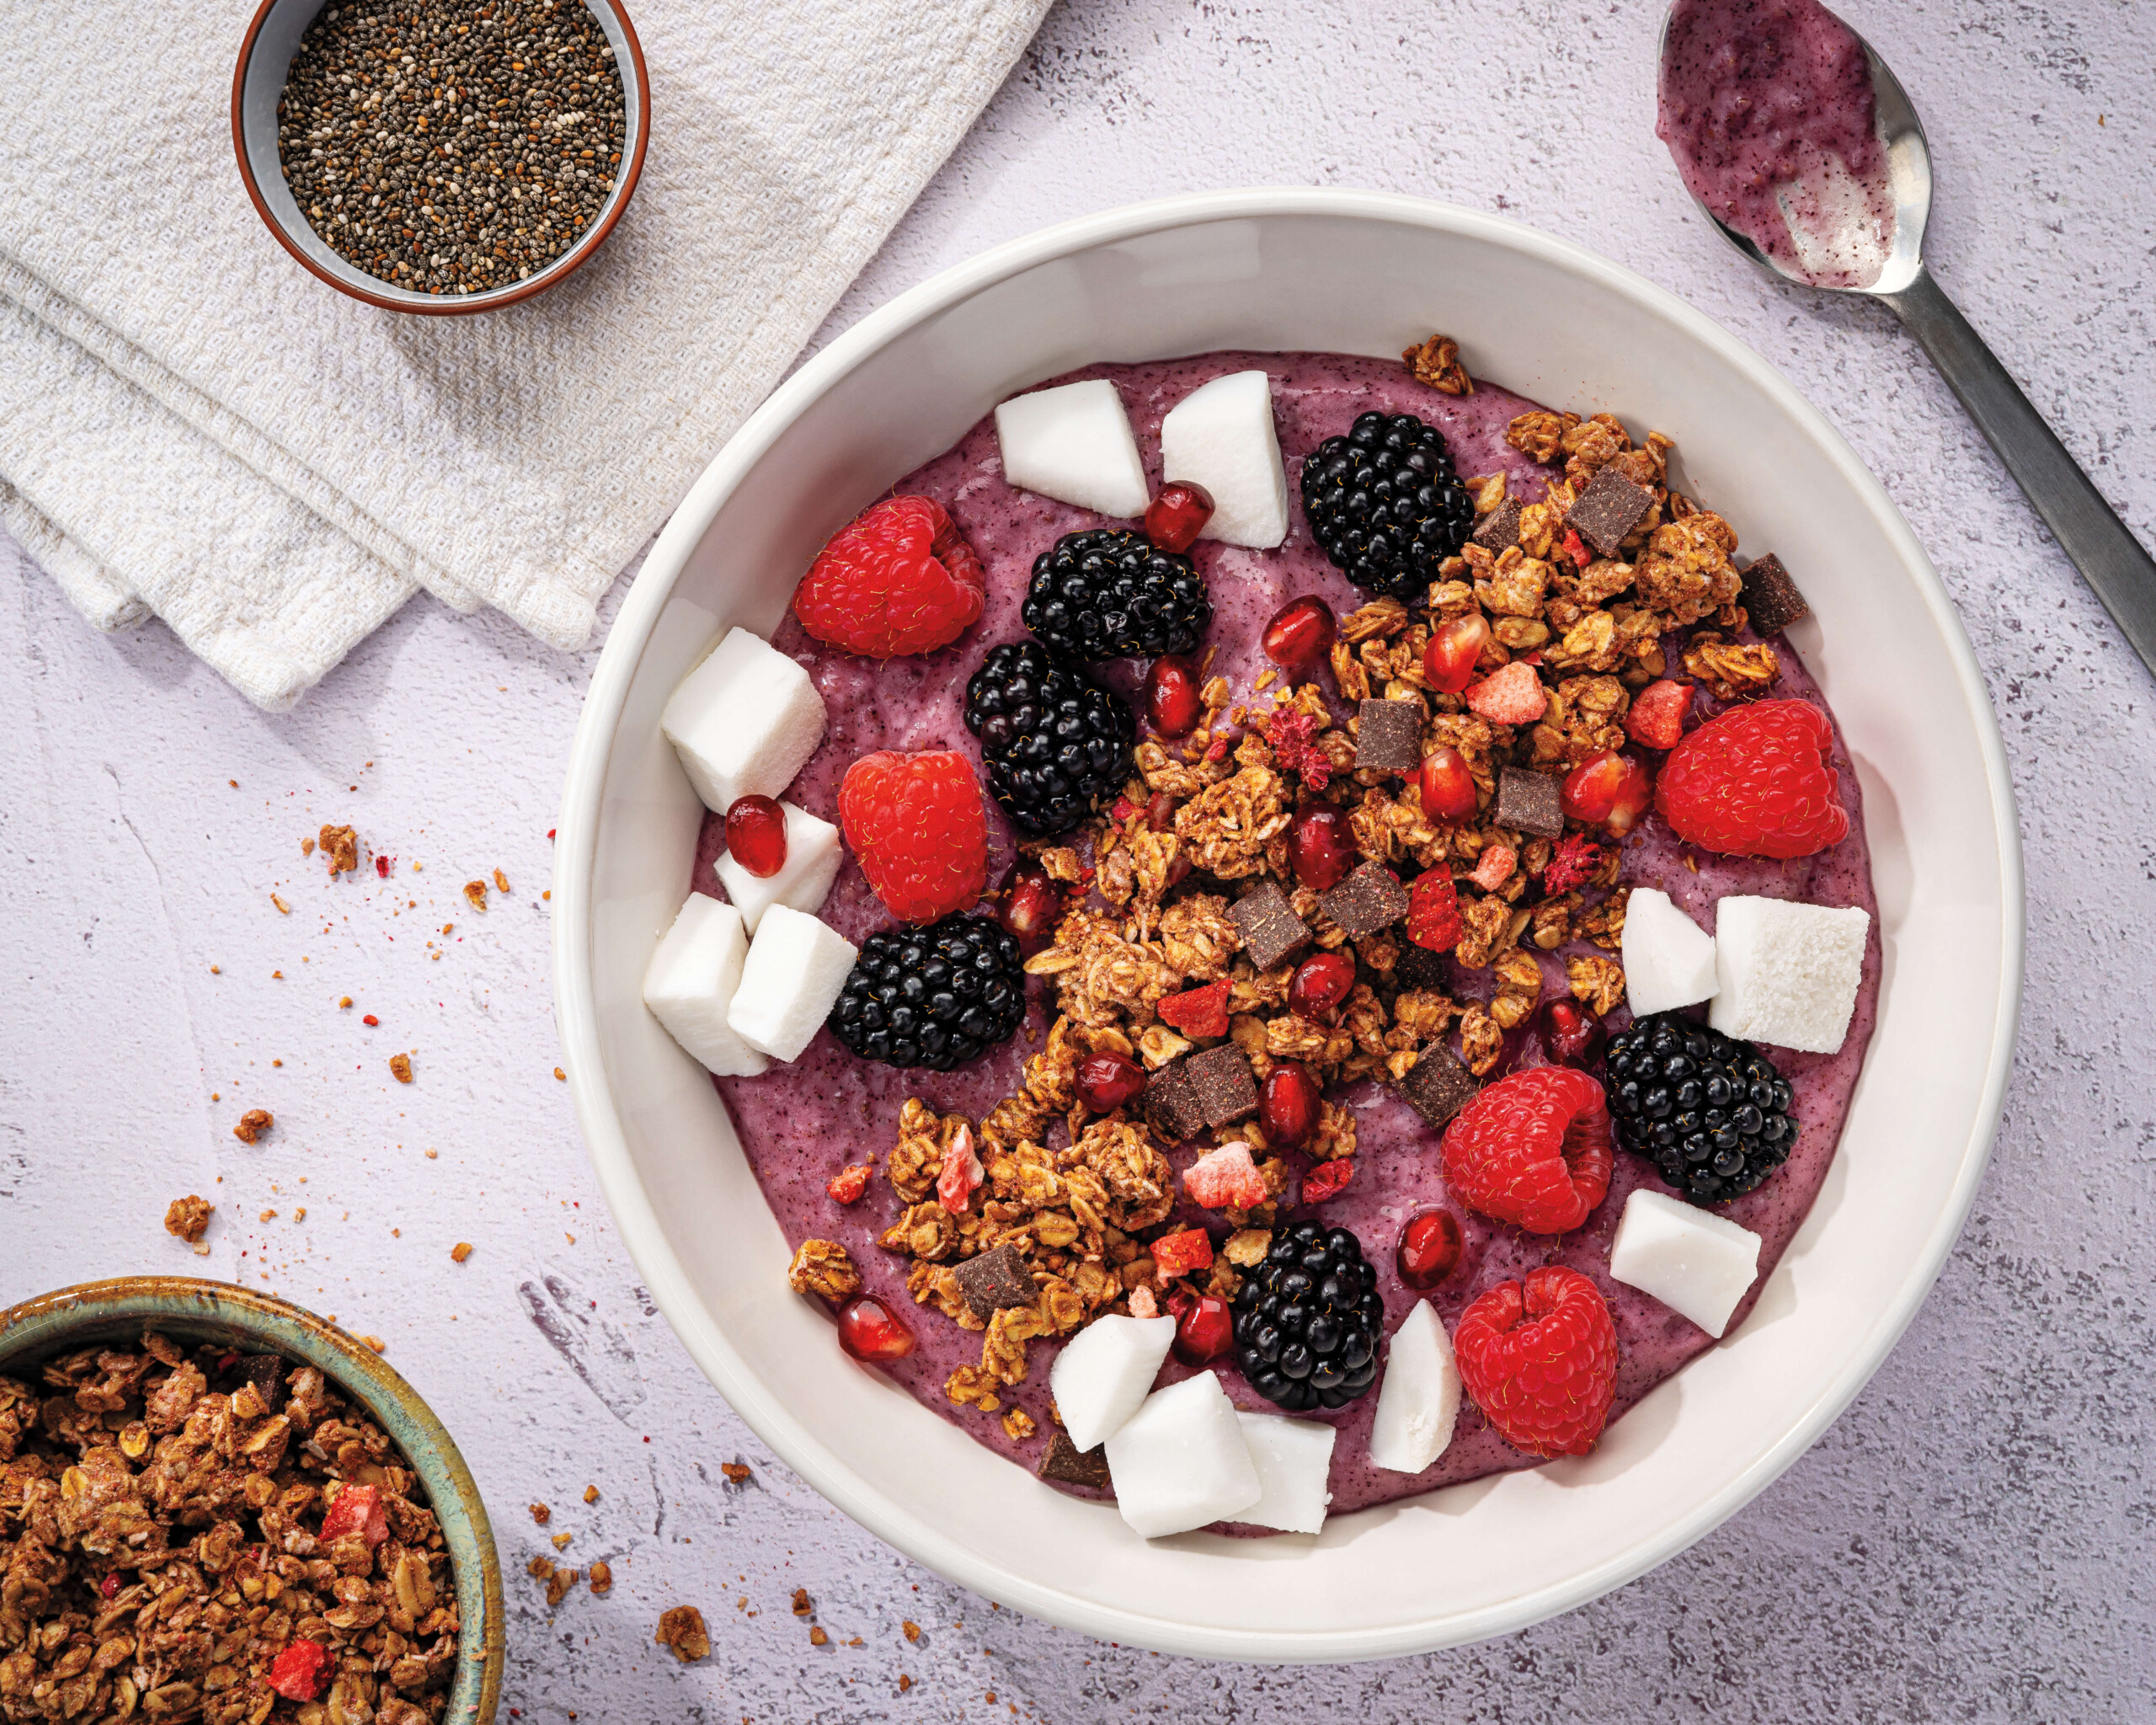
[0,0,1049,708]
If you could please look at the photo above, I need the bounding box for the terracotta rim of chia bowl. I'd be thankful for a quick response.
[229,0,650,316]
[0,1277,504,1725]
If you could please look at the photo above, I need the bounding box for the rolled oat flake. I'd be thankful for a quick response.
[276,0,627,296]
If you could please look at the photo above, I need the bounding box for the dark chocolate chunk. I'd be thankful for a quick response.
[1565,464,1655,558]
[1396,1041,1481,1128]
[1038,1432,1113,1491]
[1142,1061,1209,1144]
[1740,553,1811,638]
[953,1243,1037,1320]
[1318,860,1410,938]
[1228,879,1312,971]
[1393,939,1449,992]
[1471,496,1524,555]
[1493,766,1565,839]
[1354,698,1424,774]
[230,1354,288,1412]
[1183,1044,1260,1129]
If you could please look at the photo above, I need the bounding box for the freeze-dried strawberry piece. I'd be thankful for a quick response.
[825,1165,872,1205]
[1625,679,1693,749]
[1151,1228,1214,1278]
[1465,660,1547,725]
[1470,845,1516,890]
[319,1483,387,1548]
[936,1126,982,1215]
[268,1641,331,1703]
[1406,870,1462,951]
[1157,979,1230,1039]
[1184,1142,1267,1209]
[1300,1158,1354,1204]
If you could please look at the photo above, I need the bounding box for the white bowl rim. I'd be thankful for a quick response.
[551,186,2025,1659]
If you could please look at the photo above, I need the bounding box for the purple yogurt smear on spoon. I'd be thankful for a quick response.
[1657,0,1897,288]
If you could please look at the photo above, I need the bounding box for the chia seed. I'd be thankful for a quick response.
[275,0,628,296]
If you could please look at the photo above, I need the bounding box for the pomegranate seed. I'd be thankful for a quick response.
[1536,998,1606,1069]
[1260,1062,1321,1148]
[1143,654,1203,739]
[835,1295,915,1364]
[1561,750,1654,835]
[1171,1293,1235,1365]
[1422,612,1492,694]
[1396,1210,1464,1292]
[1145,481,1215,553]
[1288,802,1355,891]
[998,862,1062,957]
[1075,1050,1147,1113]
[723,795,788,879]
[99,1573,121,1600]
[1262,597,1337,671]
[1289,950,1357,1021]
[1418,745,1479,824]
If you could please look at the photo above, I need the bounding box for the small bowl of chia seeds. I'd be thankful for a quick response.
[232,0,648,313]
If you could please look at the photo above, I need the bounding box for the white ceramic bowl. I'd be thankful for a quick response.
[552,189,2022,1660]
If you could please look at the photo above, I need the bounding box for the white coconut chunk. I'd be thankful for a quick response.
[1622,887,1720,1016]
[723,905,857,1063]
[640,895,769,1077]
[1708,895,1869,1053]
[660,628,827,813]
[1102,1373,1263,1540]
[1609,1188,1763,1338]
[1160,369,1289,547]
[993,380,1150,518]
[1366,1300,1462,1475]
[1235,1413,1335,1535]
[711,802,842,933]
[1047,1314,1175,1453]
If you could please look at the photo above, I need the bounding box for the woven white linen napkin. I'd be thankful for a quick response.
[0,0,1050,709]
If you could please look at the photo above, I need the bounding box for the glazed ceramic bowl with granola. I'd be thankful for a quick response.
[553,189,2021,1658]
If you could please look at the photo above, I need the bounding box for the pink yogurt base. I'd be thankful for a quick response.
[691,350,1881,1530]
[1657,0,1896,288]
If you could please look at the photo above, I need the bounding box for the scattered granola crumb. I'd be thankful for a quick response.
[210,964,220,974]
[232,1108,274,1144]
[719,1462,753,1484]
[809,1626,830,1648]
[531,1503,552,1525]
[364,1013,380,1026]
[583,1485,600,1503]
[494,868,511,893]
[271,969,283,978]
[259,1210,277,1223]
[424,1148,437,1158]
[526,1555,553,1579]
[270,893,291,915]
[164,1194,211,1243]
[451,1242,473,1262]
[339,996,353,1008]
[390,1053,414,1083]
[542,889,551,900]
[554,1066,567,1081]
[319,825,360,874]
[463,879,489,911]
[899,1675,913,1692]
[301,836,316,856]
[551,1533,572,1551]
[362,1335,386,1353]
[589,1562,612,1595]
[792,1588,812,1616]
[293,1207,306,1221]
[657,1606,711,1663]
[903,1621,922,1642]
[546,1565,578,1607]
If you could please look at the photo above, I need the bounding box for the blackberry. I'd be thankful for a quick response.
[963,640,1134,837]
[1230,1220,1384,1412]
[1604,1012,1798,1204]
[1299,410,1475,599]
[1022,529,1211,661]
[827,915,1027,1071]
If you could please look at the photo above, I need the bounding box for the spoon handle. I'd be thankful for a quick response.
[1880,265,2156,679]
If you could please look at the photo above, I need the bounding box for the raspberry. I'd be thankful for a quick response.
[1465,660,1547,725]
[1625,678,1693,749]
[1184,1142,1267,1209]
[1151,1228,1214,1278]
[1157,979,1230,1039]
[837,750,989,922]
[1454,1266,1618,1458]
[1300,1158,1354,1204]
[793,496,985,659]
[1440,1066,1613,1234]
[1406,870,1462,951]
[1655,698,1851,860]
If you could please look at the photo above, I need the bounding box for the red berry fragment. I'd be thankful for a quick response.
[1145,481,1215,553]
[1561,750,1653,836]
[1289,950,1356,1021]
[825,1164,873,1204]
[1536,998,1606,1069]
[1300,1158,1353,1204]
[1143,654,1203,738]
[723,795,788,879]
[1469,844,1516,891]
[1076,1050,1147,1114]
[1454,1267,1617,1458]
[1260,1063,1321,1149]
[1625,679,1693,749]
[1656,698,1851,859]
[268,1642,331,1704]
[1262,596,1337,670]
[1396,1210,1464,1291]
[1417,745,1478,823]
[1151,1227,1214,1279]
[1540,831,1603,894]
[1288,803,1355,891]
[793,495,985,659]
[1185,1142,1268,1209]
[997,861,1063,957]
[319,1484,387,1549]
[1171,1292,1235,1365]
[1465,660,1548,725]
[1422,611,1492,694]
[838,750,990,923]
[1441,1066,1613,1235]
[1157,979,1230,1039]
[1406,869,1463,952]
[837,1295,916,1364]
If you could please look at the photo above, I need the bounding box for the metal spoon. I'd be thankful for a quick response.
[1660,10,2156,679]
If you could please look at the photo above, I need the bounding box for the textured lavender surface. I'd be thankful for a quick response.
[3,0,2152,1717]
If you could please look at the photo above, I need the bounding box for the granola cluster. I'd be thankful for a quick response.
[0,1335,460,1725]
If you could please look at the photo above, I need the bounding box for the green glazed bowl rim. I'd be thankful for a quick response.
[0,1277,503,1725]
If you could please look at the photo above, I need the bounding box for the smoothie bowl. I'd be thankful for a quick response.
[553,190,2020,1658]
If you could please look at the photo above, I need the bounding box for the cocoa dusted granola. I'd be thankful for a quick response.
[0,1332,460,1724]
[163,1197,212,1245]
[654,1606,709,1664]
